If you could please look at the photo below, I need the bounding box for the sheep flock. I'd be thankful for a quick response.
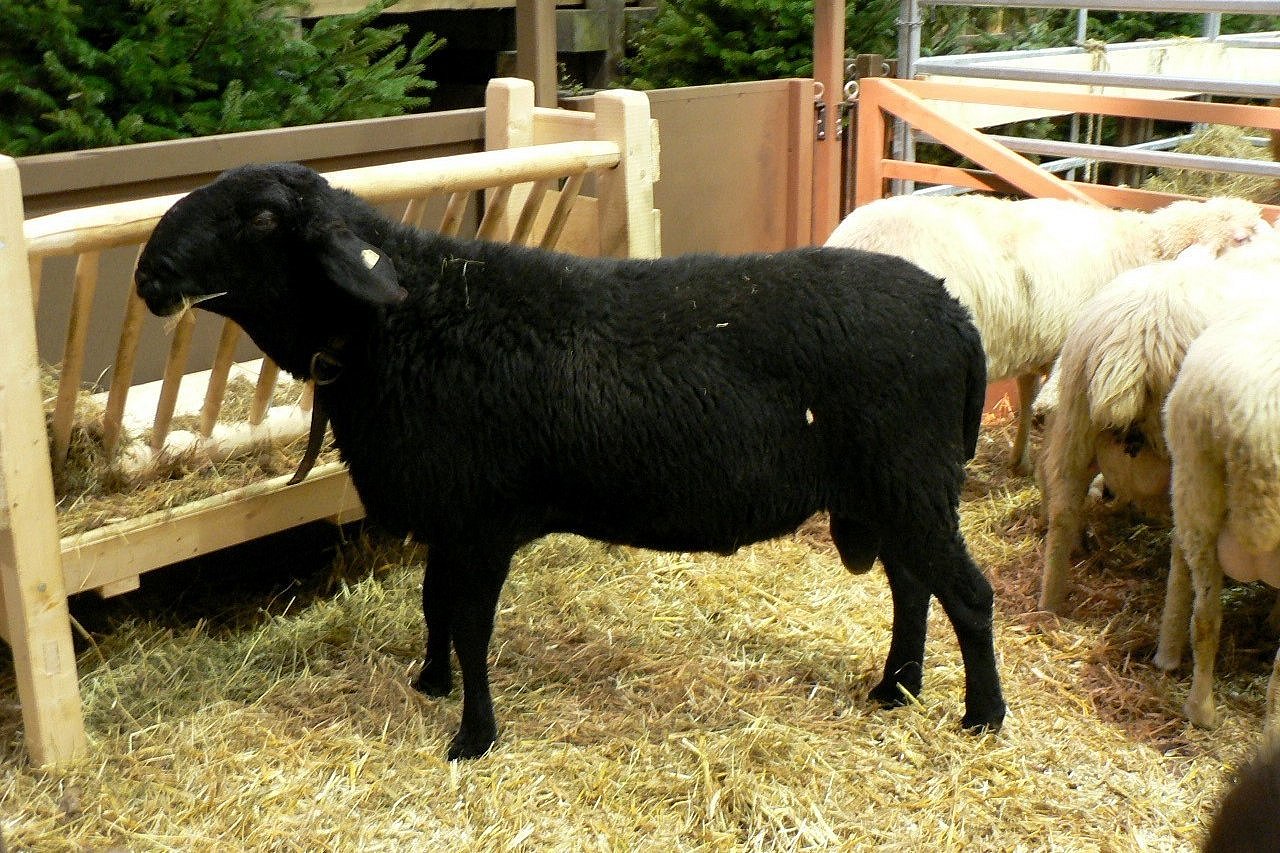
[124,163,1280,845]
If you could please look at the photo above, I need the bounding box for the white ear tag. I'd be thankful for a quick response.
[361,248,380,269]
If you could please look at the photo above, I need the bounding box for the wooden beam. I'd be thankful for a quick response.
[59,464,364,595]
[907,78,1280,131]
[516,0,558,108]
[0,156,87,766]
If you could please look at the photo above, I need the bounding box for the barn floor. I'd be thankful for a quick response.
[1,412,1275,851]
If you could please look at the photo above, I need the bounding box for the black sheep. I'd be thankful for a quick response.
[135,162,1005,760]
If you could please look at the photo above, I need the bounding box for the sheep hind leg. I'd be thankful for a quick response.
[1153,533,1192,672]
[1185,528,1224,729]
[1009,373,1040,476]
[867,554,930,709]
[925,530,1006,731]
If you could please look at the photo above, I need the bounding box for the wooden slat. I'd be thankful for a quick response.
[437,192,470,237]
[250,360,281,426]
[532,108,596,146]
[402,198,428,227]
[476,185,514,241]
[511,179,554,245]
[59,463,364,594]
[150,311,196,451]
[50,251,101,469]
[539,173,586,250]
[100,289,148,456]
[0,155,86,765]
[28,256,42,316]
[199,320,242,437]
[880,161,1023,195]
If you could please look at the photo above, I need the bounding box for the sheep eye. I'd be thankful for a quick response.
[250,210,278,231]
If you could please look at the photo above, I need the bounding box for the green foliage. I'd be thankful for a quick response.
[621,0,898,89]
[0,0,442,156]
[622,2,1280,90]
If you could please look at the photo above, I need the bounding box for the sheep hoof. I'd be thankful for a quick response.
[1151,648,1181,673]
[961,706,1006,733]
[448,726,497,761]
[868,679,919,709]
[1185,699,1218,729]
[413,664,453,698]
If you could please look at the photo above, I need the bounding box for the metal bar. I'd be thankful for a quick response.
[913,34,1260,66]
[911,62,1280,99]
[919,0,1277,13]
[988,133,1280,177]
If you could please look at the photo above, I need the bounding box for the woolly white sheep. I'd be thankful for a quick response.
[825,194,1265,474]
[1037,231,1280,613]
[1153,311,1280,732]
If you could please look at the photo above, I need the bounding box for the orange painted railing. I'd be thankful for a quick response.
[854,77,1280,218]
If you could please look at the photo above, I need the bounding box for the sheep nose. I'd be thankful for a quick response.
[134,268,160,301]
[134,268,176,315]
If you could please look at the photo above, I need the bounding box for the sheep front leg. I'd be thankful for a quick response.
[425,541,514,761]
[414,558,454,697]
[1185,529,1224,728]
[1040,463,1092,613]
[1153,533,1192,672]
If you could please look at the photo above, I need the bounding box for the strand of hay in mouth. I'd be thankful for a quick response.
[44,365,339,538]
[1142,125,1278,203]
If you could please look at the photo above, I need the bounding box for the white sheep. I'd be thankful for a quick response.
[825,194,1265,474]
[1037,230,1280,613]
[1154,310,1280,733]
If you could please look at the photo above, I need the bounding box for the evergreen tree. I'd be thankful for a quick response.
[0,0,442,156]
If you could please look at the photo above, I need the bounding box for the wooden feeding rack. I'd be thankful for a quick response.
[0,78,660,766]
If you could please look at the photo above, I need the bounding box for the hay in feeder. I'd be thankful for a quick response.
[1143,125,1278,204]
[0,412,1274,850]
[44,366,339,538]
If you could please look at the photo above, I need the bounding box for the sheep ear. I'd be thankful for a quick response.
[315,227,407,307]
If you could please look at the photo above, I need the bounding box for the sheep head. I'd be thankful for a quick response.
[1149,196,1265,259]
[135,162,407,377]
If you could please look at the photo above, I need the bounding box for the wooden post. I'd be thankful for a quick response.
[516,0,557,108]
[593,88,660,259]
[854,79,891,209]
[811,0,844,243]
[786,79,815,248]
[485,78,538,243]
[0,155,87,766]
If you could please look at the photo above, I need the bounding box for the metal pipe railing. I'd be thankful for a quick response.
[909,63,1280,99]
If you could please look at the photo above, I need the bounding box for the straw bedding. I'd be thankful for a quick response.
[2,405,1274,850]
